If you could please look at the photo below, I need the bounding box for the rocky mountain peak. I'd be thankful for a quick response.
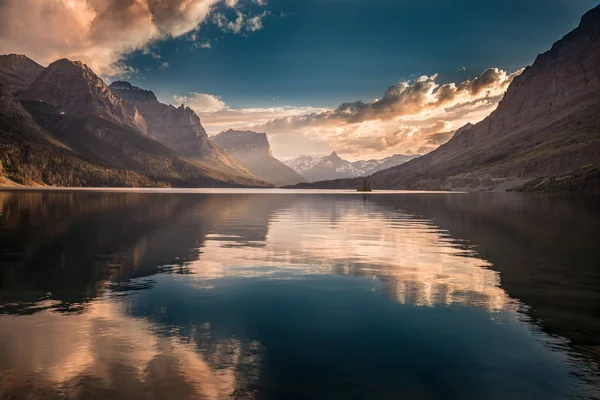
[0,54,45,93]
[19,58,147,133]
[212,130,273,157]
[326,151,341,160]
[111,81,133,89]
[109,81,158,104]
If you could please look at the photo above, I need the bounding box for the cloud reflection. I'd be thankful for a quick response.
[0,298,261,399]
[186,198,516,312]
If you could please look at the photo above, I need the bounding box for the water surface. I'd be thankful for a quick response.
[0,190,599,399]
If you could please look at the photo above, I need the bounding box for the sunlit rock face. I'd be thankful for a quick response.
[19,60,147,133]
[109,82,258,180]
[0,54,45,93]
[211,130,306,186]
[110,81,210,156]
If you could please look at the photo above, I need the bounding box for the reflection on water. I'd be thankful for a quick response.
[0,191,599,399]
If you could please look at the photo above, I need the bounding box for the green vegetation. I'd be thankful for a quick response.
[510,167,600,193]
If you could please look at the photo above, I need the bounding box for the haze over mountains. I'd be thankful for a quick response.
[211,129,305,186]
[293,5,600,192]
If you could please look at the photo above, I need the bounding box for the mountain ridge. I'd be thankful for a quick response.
[109,81,260,181]
[211,129,306,186]
[285,151,420,182]
[0,54,45,94]
[20,59,148,134]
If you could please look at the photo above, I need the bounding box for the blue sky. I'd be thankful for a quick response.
[1,0,598,159]
[123,0,598,109]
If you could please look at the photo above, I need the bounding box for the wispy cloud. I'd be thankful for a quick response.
[212,10,271,34]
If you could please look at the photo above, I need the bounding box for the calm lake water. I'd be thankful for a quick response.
[0,190,599,399]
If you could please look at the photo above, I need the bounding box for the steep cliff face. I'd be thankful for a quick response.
[212,130,273,157]
[19,60,147,133]
[211,130,305,186]
[109,82,258,180]
[0,54,45,94]
[295,5,600,192]
[109,80,211,155]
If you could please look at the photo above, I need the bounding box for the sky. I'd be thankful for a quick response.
[0,0,598,160]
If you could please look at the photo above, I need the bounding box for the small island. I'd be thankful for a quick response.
[357,179,372,192]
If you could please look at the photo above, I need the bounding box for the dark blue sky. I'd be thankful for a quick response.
[123,0,599,108]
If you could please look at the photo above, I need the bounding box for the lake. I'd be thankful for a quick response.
[0,190,599,399]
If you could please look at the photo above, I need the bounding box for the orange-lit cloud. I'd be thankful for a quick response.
[0,0,267,76]
[189,68,522,160]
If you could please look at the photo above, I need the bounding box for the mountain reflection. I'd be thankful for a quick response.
[1,191,599,399]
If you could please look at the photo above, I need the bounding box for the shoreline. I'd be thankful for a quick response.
[0,186,464,195]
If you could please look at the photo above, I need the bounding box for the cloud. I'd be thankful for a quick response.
[159,61,169,70]
[173,92,228,113]
[183,68,521,160]
[245,11,270,31]
[211,10,270,34]
[193,40,213,49]
[0,0,265,76]
[191,105,328,132]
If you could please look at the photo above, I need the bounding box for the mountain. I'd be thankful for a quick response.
[0,83,154,187]
[293,5,600,192]
[0,54,45,94]
[356,153,422,175]
[285,152,419,182]
[0,57,268,187]
[211,129,306,186]
[19,59,148,134]
[109,81,257,180]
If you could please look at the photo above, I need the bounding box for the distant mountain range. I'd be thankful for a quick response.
[292,5,600,192]
[211,130,306,186]
[285,152,420,182]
